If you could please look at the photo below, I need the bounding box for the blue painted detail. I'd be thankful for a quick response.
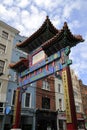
[5,106,11,114]
[19,46,71,86]
[64,46,70,55]
[21,50,61,77]
[67,59,72,65]
[48,66,54,72]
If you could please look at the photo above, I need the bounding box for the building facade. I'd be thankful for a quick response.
[7,34,36,130]
[0,21,36,130]
[0,20,19,102]
[71,69,85,129]
[54,69,85,130]
[0,20,19,129]
[54,76,66,130]
[35,76,57,130]
[79,80,87,129]
[79,80,87,115]
[70,69,83,113]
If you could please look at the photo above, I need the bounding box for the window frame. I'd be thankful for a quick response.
[0,102,4,113]
[59,98,62,111]
[58,83,61,93]
[12,90,16,106]
[0,81,2,92]
[2,30,8,39]
[0,60,5,74]
[42,80,50,91]
[24,92,31,108]
[0,43,6,54]
[42,97,50,109]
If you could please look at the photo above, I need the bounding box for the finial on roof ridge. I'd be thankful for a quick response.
[64,22,68,28]
[46,16,50,22]
[46,15,49,19]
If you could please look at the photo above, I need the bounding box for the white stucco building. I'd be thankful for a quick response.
[0,21,19,103]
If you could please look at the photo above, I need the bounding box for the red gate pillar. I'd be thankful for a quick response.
[12,87,22,129]
[62,66,78,130]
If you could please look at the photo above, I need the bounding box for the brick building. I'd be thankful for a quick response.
[36,77,55,110]
[79,80,87,115]
[36,76,57,130]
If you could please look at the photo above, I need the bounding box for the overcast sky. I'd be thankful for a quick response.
[0,0,87,85]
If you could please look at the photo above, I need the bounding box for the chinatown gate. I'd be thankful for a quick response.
[9,16,84,130]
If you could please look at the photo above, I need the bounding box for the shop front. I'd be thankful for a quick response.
[57,112,85,130]
[36,109,57,130]
[77,113,86,130]
[57,112,66,130]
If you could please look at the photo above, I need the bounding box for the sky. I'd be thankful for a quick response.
[0,0,87,85]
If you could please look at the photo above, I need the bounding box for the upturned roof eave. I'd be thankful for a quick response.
[16,16,58,48]
[41,22,84,51]
[9,59,28,72]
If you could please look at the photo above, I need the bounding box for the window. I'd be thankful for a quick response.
[2,31,8,39]
[0,82,1,87]
[42,97,50,109]
[58,84,61,93]
[25,93,30,107]
[0,44,6,53]
[12,90,16,105]
[59,99,62,111]
[13,72,18,82]
[42,80,50,90]
[76,105,80,112]
[0,103,3,113]
[0,60,5,74]
[73,91,78,98]
[0,82,2,92]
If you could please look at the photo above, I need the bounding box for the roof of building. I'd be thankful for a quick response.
[9,17,84,71]
[41,22,84,56]
[16,17,84,55]
[0,20,20,34]
[9,58,28,72]
[16,16,59,53]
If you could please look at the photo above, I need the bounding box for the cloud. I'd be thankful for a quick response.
[0,0,87,84]
[0,3,46,36]
[0,4,21,23]
[70,39,87,81]
[34,0,65,13]
[2,0,13,6]
[68,20,81,31]
[62,1,80,19]
[0,4,6,14]
[20,6,46,36]
[14,0,31,8]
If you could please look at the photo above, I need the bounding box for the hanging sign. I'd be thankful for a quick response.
[62,69,72,123]
[19,46,72,86]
